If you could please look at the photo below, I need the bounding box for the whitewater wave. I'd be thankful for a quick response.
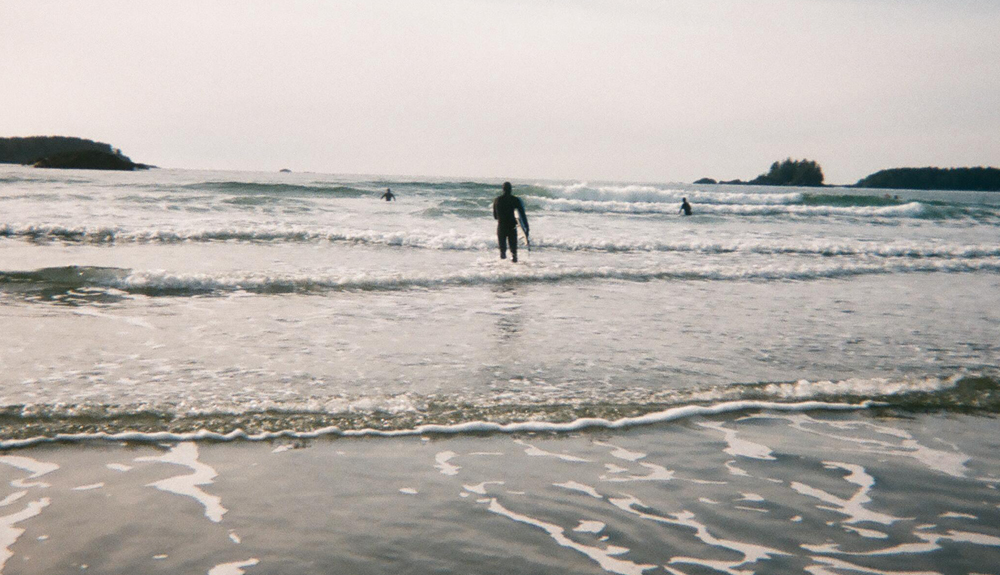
[182,181,374,197]
[535,182,804,205]
[6,223,1000,260]
[118,259,1000,294]
[0,374,995,449]
[3,258,1000,298]
[0,223,494,250]
[532,197,929,218]
[544,238,1000,259]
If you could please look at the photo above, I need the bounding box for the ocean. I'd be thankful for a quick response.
[1,164,998,574]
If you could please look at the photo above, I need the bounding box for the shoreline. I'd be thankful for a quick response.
[0,398,871,451]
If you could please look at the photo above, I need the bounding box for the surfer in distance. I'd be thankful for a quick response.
[381,188,396,201]
[492,181,529,263]
[679,197,692,216]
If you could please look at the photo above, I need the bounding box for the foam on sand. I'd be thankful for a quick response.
[696,421,776,460]
[434,451,461,476]
[791,462,906,525]
[554,481,603,499]
[803,528,1000,557]
[600,462,676,483]
[462,481,504,495]
[763,413,973,478]
[0,456,59,488]
[135,442,227,522]
[0,498,51,572]
[485,498,655,575]
[573,520,607,534]
[514,439,592,463]
[610,494,788,574]
[593,441,646,462]
[207,558,259,575]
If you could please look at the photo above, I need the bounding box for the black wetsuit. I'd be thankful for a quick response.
[492,192,528,261]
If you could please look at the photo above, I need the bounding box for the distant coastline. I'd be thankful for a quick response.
[696,159,1000,192]
[2,137,997,189]
[0,136,151,171]
[853,167,1000,192]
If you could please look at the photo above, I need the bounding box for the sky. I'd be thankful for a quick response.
[2,0,999,184]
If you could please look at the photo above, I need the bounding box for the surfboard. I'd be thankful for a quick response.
[518,212,530,251]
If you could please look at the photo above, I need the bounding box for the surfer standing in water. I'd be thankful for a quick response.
[492,181,529,263]
[381,188,395,201]
[679,197,692,216]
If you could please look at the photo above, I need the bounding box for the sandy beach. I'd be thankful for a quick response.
[3,409,999,574]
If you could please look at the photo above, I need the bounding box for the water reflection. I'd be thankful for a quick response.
[491,282,524,343]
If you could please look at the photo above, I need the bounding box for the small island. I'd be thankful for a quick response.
[696,158,824,187]
[0,136,151,171]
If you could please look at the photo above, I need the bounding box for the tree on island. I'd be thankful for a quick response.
[751,158,824,187]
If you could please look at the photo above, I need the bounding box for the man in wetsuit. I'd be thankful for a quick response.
[679,197,692,216]
[492,181,528,262]
[381,188,395,201]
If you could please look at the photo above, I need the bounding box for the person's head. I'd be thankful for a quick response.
[502,182,512,195]
[682,197,687,202]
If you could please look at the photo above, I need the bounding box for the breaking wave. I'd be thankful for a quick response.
[0,223,494,249]
[5,224,1000,260]
[531,197,930,218]
[3,258,1000,298]
[1,374,996,449]
[182,181,374,197]
[534,183,804,205]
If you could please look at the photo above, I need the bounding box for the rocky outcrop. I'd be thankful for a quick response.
[33,150,150,171]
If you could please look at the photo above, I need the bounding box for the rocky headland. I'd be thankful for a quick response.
[0,136,151,171]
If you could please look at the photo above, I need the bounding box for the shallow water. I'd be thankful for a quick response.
[2,166,999,432]
[1,165,999,573]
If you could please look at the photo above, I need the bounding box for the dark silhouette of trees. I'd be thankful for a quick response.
[33,149,147,171]
[0,136,115,164]
[856,167,1000,191]
[1,136,149,170]
[750,158,824,187]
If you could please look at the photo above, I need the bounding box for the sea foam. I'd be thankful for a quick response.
[531,197,928,218]
[104,257,1000,295]
[0,399,871,450]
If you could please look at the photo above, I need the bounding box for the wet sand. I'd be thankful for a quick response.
[2,410,999,575]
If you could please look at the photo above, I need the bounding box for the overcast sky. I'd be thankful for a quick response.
[3,0,998,184]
